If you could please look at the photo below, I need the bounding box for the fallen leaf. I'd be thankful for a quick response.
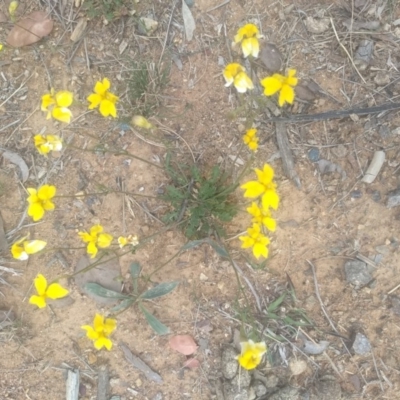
[7,11,53,47]
[295,84,316,101]
[301,339,329,355]
[259,42,282,73]
[183,358,200,369]
[70,17,87,42]
[2,150,29,182]
[182,0,195,41]
[169,335,198,355]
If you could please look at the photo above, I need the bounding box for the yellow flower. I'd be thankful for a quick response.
[223,63,254,93]
[41,89,73,123]
[132,115,153,129]
[34,134,63,156]
[240,223,270,259]
[241,164,279,210]
[243,128,258,152]
[11,238,47,261]
[78,224,113,258]
[118,235,139,248]
[0,44,3,51]
[87,78,119,118]
[247,202,276,232]
[234,23,261,58]
[236,340,267,370]
[260,69,298,107]
[26,185,56,221]
[29,274,69,309]
[82,313,117,351]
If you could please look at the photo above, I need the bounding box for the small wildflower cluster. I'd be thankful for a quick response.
[222,23,298,107]
[237,340,267,370]
[240,164,279,259]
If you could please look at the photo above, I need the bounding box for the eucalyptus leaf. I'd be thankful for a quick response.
[111,298,135,313]
[140,281,179,300]
[84,283,130,299]
[139,304,170,335]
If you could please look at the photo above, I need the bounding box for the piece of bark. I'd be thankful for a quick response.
[119,342,163,383]
[275,122,301,188]
[66,369,80,400]
[97,365,109,400]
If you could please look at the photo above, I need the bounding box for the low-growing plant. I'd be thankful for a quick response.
[82,0,128,21]
[162,154,239,239]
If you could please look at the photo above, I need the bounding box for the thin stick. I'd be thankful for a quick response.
[158,0,178,65]
[330,18,366,84]
[371,349,384,392]
[388,283,400,294]
[307,259,338,333]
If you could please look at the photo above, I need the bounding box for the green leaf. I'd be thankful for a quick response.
[130,262,141,294]
[84,283,130,299]
[139,304,170,335]
[140,281,179,299]
[267,293,286,313]
[111,298,135,313]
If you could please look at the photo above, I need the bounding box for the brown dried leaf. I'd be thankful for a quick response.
[295,84,316,101]
[2,150,29,182]
[70,18,87,42]
[7,11,53,47]
[169,335,198,355]
[259,42,282,73]
[183,358,200,369]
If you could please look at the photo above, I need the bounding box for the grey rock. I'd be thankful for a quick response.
[184,0,195,7]
[354,39,374,70]
[379,125,391,139]
[221,346,238,380]
[223,382,249,400]
[269,386,301,400]
[371,190,381,203]
[352,333,371,355]
[230,367,251,388]
[252,380,267,397]
[374,71,391,86]
[344,260,372,287]
[387,188,400,208]
[308,147,320,162]
[350,190,362,199]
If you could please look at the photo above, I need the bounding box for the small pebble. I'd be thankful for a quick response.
[371,190,381,203]
[308,147,320,162]
[352,333,371,355]
[350,190,362,199]
[379,125,391,139]
[387,188,400,208]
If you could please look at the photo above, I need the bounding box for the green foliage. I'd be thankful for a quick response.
[84,262,178,335]
[162,154,239,239]
[82,0,128,21]
[128,61,170,116]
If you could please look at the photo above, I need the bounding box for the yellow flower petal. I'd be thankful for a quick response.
[103,318,117,335]
[261,190,280,210]
[97,233,113,248]
[223,63,243,86]
[132,115,153,129]
[24,240,47,255]
[239,236,255,249]
[41,93,55,111]
[29,294,46,308]
[262,217,276,232]
[95,78,110,95]
[78,232,92,243]
[118,236,128,248]
[253,242,268,259]
[241,181,265,198]
[46,283,69,299]
[37,184,56,201]
[28,202,45,221]
[94,336,113,351]
[87,241,98,258]
[90,224,103,236]
[52,107,72,123]
[99,99,117,118]
[234,71,254,93]
[279,84,295,106]
[242,37,259,58]
[11,243,28,260]
[87,93,102,109]
[82,325,99,340]
[34,274,48,296]
[260,75,283,96]
[55,90,73,107]
[94,314,105,331]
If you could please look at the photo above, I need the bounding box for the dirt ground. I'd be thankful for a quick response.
[1,0,400,399]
